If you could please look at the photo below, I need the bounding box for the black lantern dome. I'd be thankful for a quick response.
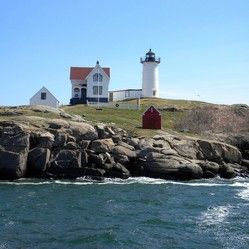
[140,49,160,64]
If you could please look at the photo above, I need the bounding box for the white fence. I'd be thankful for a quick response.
[87,101,141,110]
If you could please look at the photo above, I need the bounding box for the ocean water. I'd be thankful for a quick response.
[0,177,249,249]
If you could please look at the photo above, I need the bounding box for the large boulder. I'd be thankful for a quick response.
[170,139,200,159]
[69,122,98,141]
[198,140,225,163]
[53,132,67,148]
[198,139,241,163]
[47,149,83,178]
[134,155,203,180]
[112,145,136,158]
[225,134,249,159]
[219,163,237,179]
[0,150,28,179]
[37,132,54,149]
[195,160,220,178]
[90,138,115,153]
[222,144,242,163]
[104,163,130,179]
[0,122,30,179]
[0,132,30,153]
[27,147,51,177]
[49,150,81,170]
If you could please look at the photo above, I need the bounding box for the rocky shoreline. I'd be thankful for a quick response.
[0,118,249,181]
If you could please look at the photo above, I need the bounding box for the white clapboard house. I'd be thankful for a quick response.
[70,61,110,105]
[30,86,59,108]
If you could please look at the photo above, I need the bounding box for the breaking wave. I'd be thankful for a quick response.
[0,176,249,187]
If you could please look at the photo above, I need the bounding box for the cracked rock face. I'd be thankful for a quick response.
[0,119,248,180]
[0,122,30,179]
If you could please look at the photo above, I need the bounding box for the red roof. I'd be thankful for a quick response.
[70,67,110,80]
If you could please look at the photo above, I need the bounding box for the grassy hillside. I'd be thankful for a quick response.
[0,98,218,137]
[63,98,212,136]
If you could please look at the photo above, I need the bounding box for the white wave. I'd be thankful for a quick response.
[236,183,249,201]
[1,176,249,187]
[0,243,7,249]
[199,205,230,226]
[0,181,52,186]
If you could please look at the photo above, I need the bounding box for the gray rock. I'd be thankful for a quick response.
[0,133,30,153]
[198,140,223,163]
[112,145,136,158]
[67,135,76,143]
[78,140,91,150]
[27,148,51,176]
[0,150,28,179]
[105,163,130,179]
[50,150,81,170]
[198,139,242,163]
[117,141,135,151]
[171,139,199,159]
[90,138,115,153]
[106,127,115,136]
[126,137,140,149]
[153,139,172,149]
[160,148,178,156]
[137,138,155,150]
[222,144,242,163]
[0,124,30,179]
[48,119,69,129]
[81,151,88,167]
[69,122,98,141]
[84,168,106,178]
[88,153,106,166]
[53,132,67,147]
[60,111,73,119]
[64,142,78,150]
[112,135,122,143]
[219,164,236,178]
[134,155,203,180]
[113,154,130,165]
[196,160,220,175]
[95,124,106,139]
[137,147,162,158]
[37,132,54,149]
[241,159,249,169]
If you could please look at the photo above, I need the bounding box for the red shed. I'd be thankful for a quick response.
[142,106,162,129]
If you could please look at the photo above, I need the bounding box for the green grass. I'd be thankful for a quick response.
[63,98,211,136]
[0,98,216,137]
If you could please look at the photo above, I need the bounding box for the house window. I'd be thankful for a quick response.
[74,88,80,98]
[93,73,103,82]
[41,92,46,100]
[93,86,103,95]
[125,90,130,98]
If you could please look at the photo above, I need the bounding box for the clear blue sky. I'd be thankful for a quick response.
[0,0,248,106]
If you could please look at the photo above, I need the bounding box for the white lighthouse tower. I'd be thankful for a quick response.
[140,49,160,97]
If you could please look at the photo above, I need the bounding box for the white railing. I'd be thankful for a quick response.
[87,101,141,110]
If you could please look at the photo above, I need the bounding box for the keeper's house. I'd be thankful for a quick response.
[70,61,110,105]
[30,86,59,109]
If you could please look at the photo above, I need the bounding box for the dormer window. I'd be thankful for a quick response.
[93,73,103,82]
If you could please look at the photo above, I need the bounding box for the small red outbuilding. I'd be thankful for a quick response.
[142,106,162,129]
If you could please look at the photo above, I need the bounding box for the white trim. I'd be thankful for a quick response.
[142,105,161,116]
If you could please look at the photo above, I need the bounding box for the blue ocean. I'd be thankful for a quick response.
[0,177,249,249]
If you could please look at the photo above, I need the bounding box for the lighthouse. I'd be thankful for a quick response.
[140,49,160,97]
